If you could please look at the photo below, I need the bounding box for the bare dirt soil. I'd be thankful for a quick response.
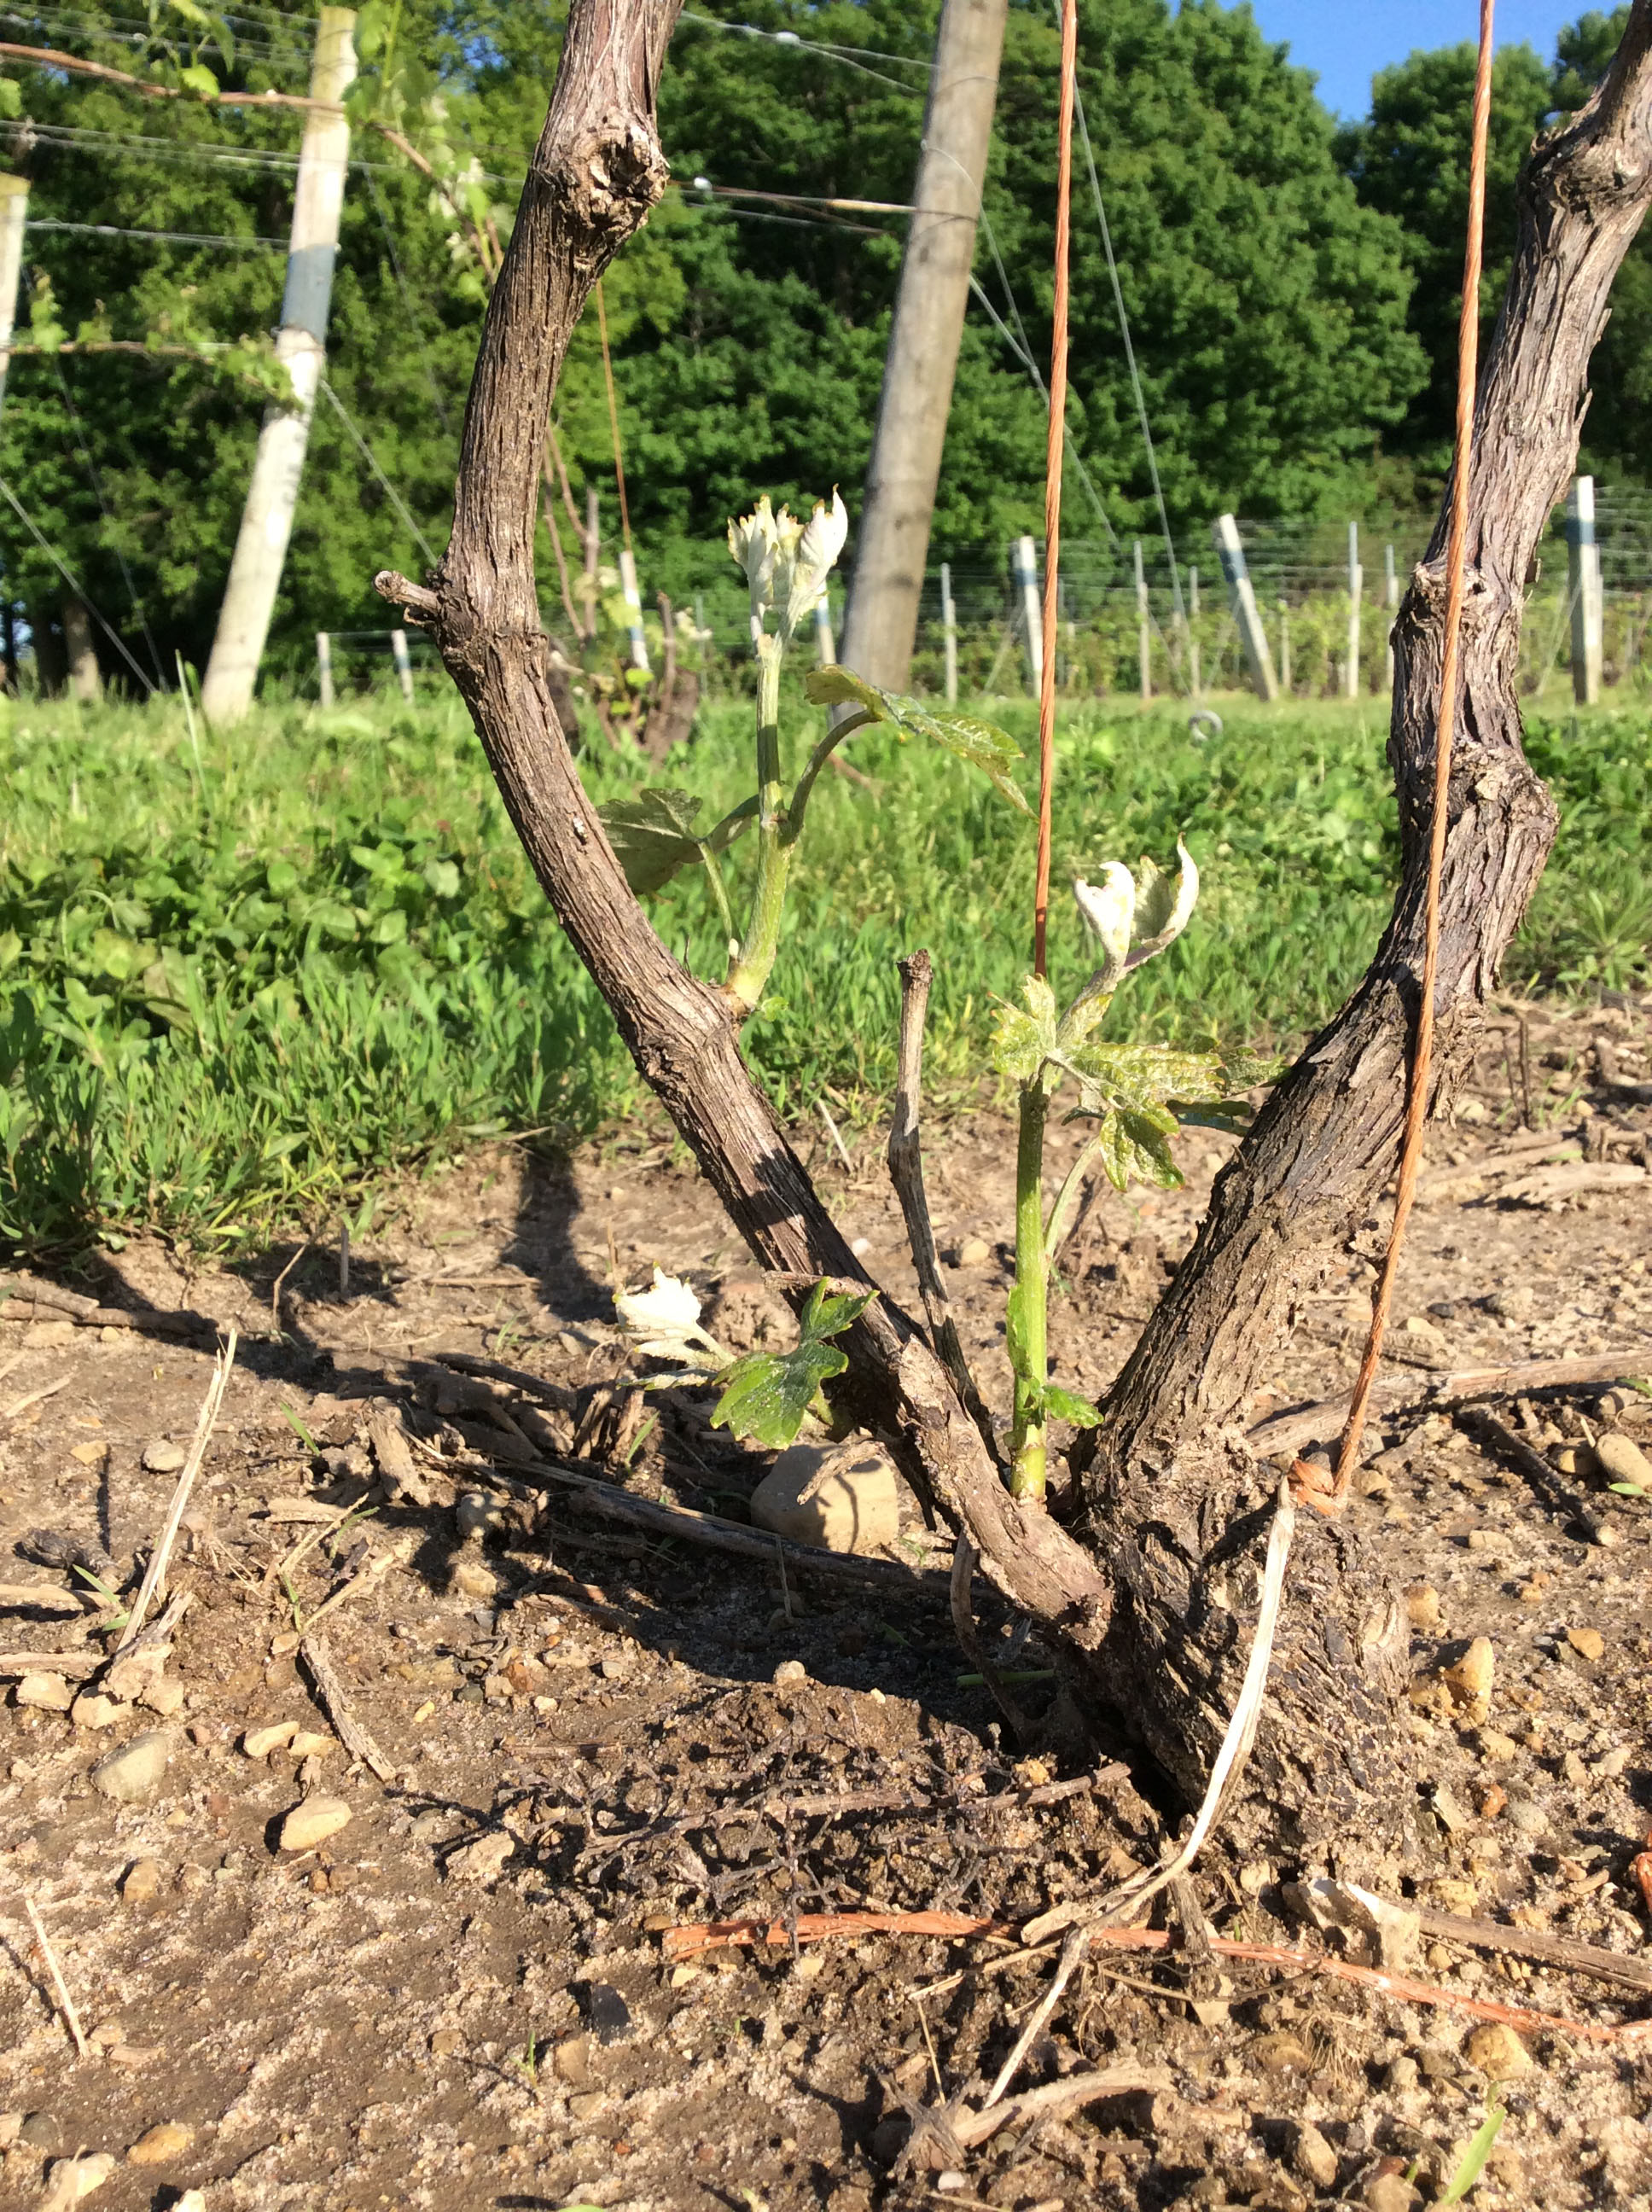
[3,993,1652,2212]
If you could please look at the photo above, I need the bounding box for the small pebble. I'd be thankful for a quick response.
[956,1236,992,1269]
[1595,1432,1652,1487]
[1365,2176,1416,2212]
[126,2121,194,2165]
[242,1721,300,1759]
[445,1831,514,1883]
[90,1729,174,1803]
[141,1441,188,1475]
[120,1859,162,1901]
[277,1795,352,1852]
[1464,2022,1532,2079]
[19,2111,61,2148]
[1405,1583,1441,1631]
[772,1659,806,1686]
[1440,1637,1494,1720]
[287,1730,333,1759]
[1292,2122,1338,2191]
[1567,1625,1605,1662]
[41,2152,115,2203]
[71,1694,125,1732]
[15,1673,74,1713]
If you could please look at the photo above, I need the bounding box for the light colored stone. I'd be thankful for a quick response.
[126,2122,193,2165]
[90,1729,173,1803]
[1292,2122,1339,2192]
[71,1693,125,1731]
[142,1676,185,1717]
[445,1831,514,1883]
[15,1673,74,1712]
[242,1720,300,1759]
[772,1659,806,1686]
[1440,1637,1494,1721]
[1364,2177,1416,2212]
[1595,1432,1652,1487]
[25,1320,76,1349]
[1568,1625,1605,1662]
[40,2153,117,2209]
[956,1236,992,1269]
[288,1730,333,1758]
[278,1794,352,1852]
[120,1859,162,1901]
[1404,1584,1440,1633]
[1464,2023,1532,2080]
[446,1555,503,1602]
[142,1441,188,1474]
[749,1441,899,1556]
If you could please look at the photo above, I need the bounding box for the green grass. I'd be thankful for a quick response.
[2,678,1648,1254]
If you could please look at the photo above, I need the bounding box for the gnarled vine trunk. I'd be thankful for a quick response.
[378,0,1652,1852]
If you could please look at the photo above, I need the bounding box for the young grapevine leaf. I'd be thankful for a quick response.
[596,789,754,897]
[805,666,1031,813]
[990,973,1061,1082]
[709,1279,879,1447]
[1042,1384,1102,1428]
[1094,1105,1183,1191]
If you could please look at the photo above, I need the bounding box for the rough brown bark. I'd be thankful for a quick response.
[1080,3,1652,1831]
[380,0,1652,1848]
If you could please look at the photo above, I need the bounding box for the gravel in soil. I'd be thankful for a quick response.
[3,997,1652,2209]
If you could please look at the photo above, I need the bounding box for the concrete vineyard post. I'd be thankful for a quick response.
[1345,521,1363,699]
[316,631,334,707]
[1212,515,1277,701]
[390,627,414,701]
[617,546,650,673]
[1013,534,1042,695]
[62,595,100,703]
[1187,565,1201,697]
[582,487,599,647]
[201,8,357,724]
[839,0,1009,691]
[812,589,835,667]
[1567,474,1603,705]
[0,174,30,416]
[1278,601,1291,694]
[1384,542,1399,692]
[1133,537,1151,701]
[940,561,958,703]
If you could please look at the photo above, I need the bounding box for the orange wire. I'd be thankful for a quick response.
[594,278,634,556]
[1032,0,1077,980]
[1331,0,1497,1500]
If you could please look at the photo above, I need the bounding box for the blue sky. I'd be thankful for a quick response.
[1242,1,1583,119]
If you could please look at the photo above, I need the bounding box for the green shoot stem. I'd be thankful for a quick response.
[696,840,737,949]
[1044,1125,1108,1266]
[725,634,789,1012]
[787,705,873,836]
[1009,1075,1050,1501]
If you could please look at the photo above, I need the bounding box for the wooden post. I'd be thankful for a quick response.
[0,174,30,416]
[1187,565,1201,698]
[1568,474,1603,704]
[582,486,600,647]
[390,627,414,701]
[316,630,334,707]
[1384,542,1399,692]
[62,595,101,703]
[201,8,357,724]
[1013,533,1042,695]
[940,560,958,703]
[617,544,650,673]
[839,0,1010,690]
[1212,514,1277,701]
[1133,537,1151,701]
[1345,521,1363,699]
[811,587,835,666]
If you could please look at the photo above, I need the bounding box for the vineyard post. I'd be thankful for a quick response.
[1213,513,1277,701]
[0,173,29,416]
[1568,474,1603,703]
[201,7,358,724]
[1345,520,1363,698]
[1013,533,1042,696]
[1133,536,1151,700]
[316,630,334,707]
[940,560,958,703]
